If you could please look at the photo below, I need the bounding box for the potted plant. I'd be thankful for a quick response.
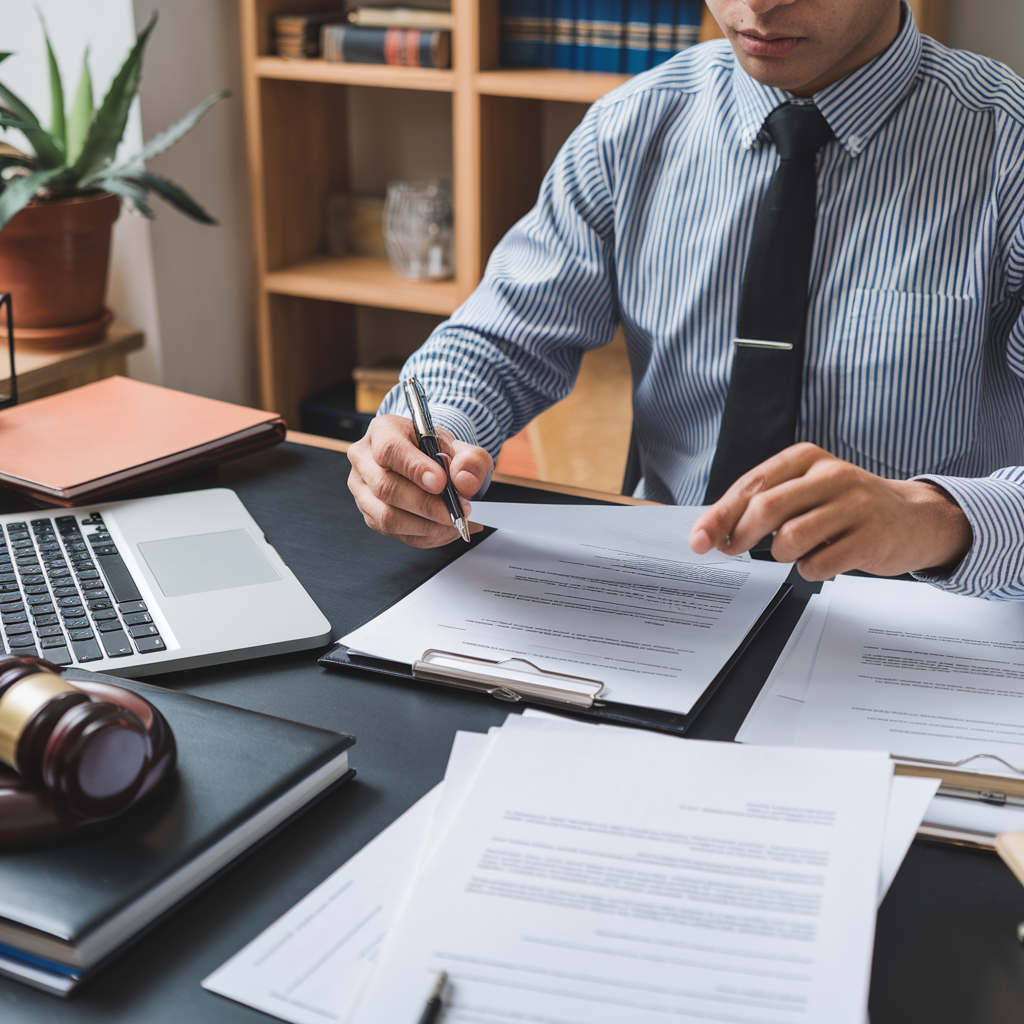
[0,13,227,348]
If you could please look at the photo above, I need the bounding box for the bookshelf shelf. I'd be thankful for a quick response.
[474,69,630,103]
[241,0,951,427]
[255,55,457,92]
[264,256,460,316]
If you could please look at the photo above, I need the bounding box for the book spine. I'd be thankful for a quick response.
[673,0,701,52]
[499,0,548,68]
[573,0,593,71]
[322,27,450,68]
[551,0,576,69]
[623,0,652,73]
[589,0,623,73]
[650,0,676,66]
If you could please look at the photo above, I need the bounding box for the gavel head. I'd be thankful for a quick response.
[0,657,152,818]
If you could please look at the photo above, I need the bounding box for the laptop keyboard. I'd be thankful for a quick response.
[0,513,166,666]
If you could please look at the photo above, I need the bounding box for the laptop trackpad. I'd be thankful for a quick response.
[138,529,282,598]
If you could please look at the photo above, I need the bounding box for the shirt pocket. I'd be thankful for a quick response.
[836,288,982,476]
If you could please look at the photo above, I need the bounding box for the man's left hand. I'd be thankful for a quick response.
[688,443,973,580]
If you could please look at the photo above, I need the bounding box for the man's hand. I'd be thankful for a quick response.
[348,414,493,547]
[689,443,973,580]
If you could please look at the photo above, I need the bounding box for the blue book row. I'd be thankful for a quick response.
[499,0,703,72]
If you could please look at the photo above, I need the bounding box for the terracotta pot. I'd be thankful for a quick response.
[0,191,121,348]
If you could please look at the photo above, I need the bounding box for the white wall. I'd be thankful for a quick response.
[949,0,1023,73]
[0,0,163,384]
[131,0,256,405]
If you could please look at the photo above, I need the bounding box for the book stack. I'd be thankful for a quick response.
[273,10,346,59]
[500,0,703,72]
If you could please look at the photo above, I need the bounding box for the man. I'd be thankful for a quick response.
[348,0,1024,599]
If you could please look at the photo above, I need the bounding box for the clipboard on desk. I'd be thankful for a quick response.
[319,582,791,735]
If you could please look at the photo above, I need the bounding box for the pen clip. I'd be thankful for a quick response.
[403,376,436,441]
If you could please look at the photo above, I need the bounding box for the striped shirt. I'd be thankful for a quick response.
[379,8,1024,599]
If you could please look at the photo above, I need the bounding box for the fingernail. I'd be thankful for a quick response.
[423,470,441,490]
[690,528,710,553]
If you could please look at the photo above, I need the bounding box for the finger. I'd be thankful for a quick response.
[368,415,448,493]
[348,458,456,534]
[793,529,866,581]
[349,467,461,544]
[449,443,494,498]
[690,443,832,553]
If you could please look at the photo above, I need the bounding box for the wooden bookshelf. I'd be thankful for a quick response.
[240,0,951,426]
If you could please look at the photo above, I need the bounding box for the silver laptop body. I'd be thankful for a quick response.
[0,488,331,676]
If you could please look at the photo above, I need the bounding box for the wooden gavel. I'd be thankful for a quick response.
[0,656,173,819]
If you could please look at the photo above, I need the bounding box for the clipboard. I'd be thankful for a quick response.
[320,582,792,735]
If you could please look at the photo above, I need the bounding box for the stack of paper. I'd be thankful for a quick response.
[738,575,1024,843]
[204,712,937,1023]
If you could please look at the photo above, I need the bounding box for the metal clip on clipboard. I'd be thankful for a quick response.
[892,752,1024,807]
[412,650,605,709]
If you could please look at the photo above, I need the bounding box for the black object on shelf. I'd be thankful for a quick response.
[300,382,375,442]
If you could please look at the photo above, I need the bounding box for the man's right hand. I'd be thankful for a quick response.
[347,414,494,547]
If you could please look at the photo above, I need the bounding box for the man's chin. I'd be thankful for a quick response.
[731,50,827,95]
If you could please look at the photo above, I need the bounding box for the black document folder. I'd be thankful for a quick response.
[320,582,790,735]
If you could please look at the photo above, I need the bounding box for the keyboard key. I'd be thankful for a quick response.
[0,573,15,585]
[69,628,95,641]
[58,596,83,608]
[71,638,103,662]
[80,580,106,591]
[97,619,126,633]
[134,635,166,654]
[76,570,101,581]
[27,593,52,605]
[92,609,118,621]
[96,554,142,603]
[20,576,44,586]
[7,634,35,648]
[42,644,72,666]
[52,586,79,597]
[91,545,119,556]
[0,599,24,610]
[24,584,48,595]
[0,584,21,596]
[122,611,152,625]
[100,630,132,658]
[118,600,147,613]
[127,623,159,639]
[88,599,113,612]
[36,625,64,637]
[63,617,89,630]
[4,622,31,635]
[1,611,27,624]
[48,568,71,579]
[33,614,58,626]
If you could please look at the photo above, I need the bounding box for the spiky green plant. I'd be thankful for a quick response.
[0,12,228,231]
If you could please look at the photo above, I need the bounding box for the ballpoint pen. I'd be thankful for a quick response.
[417,970,448,1024]
[403,376,471,543]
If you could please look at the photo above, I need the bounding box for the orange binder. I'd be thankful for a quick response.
[0,376,286,505]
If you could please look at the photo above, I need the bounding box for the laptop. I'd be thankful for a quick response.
[0,488,331,676]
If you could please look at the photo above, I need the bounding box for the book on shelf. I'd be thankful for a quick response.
[320,24,451,68]
[347,6,454,30]
[273,9,346,59]
[501,0,701,71]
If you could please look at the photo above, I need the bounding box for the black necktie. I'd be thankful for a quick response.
[703,102,834,505]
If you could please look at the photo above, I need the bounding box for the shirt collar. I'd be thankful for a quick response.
[731,0,922,157]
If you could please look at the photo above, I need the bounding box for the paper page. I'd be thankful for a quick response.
[470,502,751,563]
[922,793,1024,837]
[773,582,832,702]
[357,716,893,1024]
[735,596,817,743]
[343,529,791,715]
[796,576,1024,779]
[878,776,940,901]
[201,786,441,1024]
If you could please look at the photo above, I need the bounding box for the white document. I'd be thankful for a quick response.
[343,527,790,715]
[357,716,893,1024]
[796,576,1024,778]
[201,786,442,1024]
[469,501,751,563]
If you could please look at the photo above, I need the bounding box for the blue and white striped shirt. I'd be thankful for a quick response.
[380,8,1024,599]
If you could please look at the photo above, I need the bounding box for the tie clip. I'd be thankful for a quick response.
[734,338,793,351]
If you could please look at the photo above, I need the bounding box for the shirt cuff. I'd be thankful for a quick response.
[910,473,1024,599]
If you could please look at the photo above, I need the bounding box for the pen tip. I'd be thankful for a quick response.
[456,518,470,543]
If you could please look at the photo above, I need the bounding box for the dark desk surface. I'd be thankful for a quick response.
[3,440,1024,1023]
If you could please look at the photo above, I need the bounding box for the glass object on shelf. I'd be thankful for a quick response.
[383,179,454,281]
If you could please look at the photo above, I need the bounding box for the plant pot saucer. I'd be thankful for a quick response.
[13,307,113,350]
